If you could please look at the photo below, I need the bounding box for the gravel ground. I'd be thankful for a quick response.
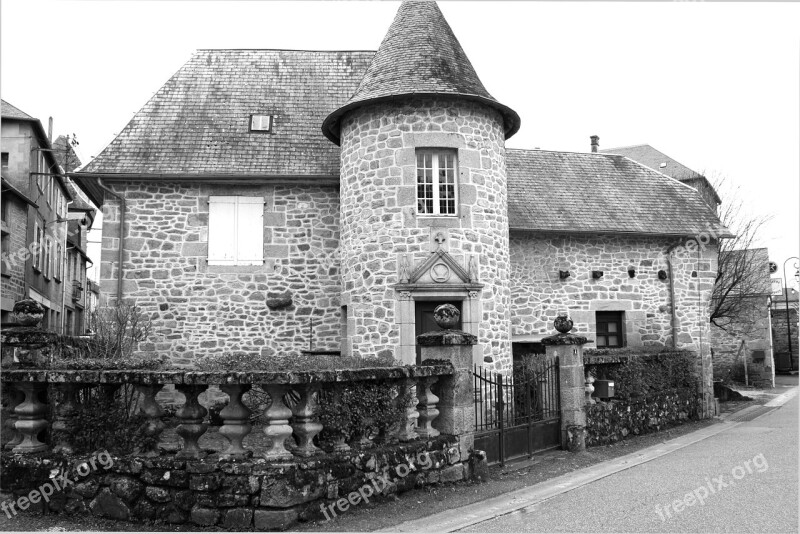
[0,418,718,532]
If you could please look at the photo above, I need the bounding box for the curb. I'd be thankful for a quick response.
[382,394,795,533]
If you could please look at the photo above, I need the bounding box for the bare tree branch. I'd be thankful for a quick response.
[706,174,773,334]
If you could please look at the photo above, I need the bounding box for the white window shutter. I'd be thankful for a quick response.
[208,197,237,264]
[236,197,264,264]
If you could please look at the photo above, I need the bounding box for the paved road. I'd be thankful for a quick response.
[462,388,798,533]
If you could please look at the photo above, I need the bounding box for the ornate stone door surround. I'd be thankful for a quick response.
[394,249,484,365]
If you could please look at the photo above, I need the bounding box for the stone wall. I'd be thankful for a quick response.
[0,437,467,530]
[1,197,28,318]
[338,97,512,369]
[99,182,342,365]
[586,389,699,446]
[509,232,716,349]
[509,232,717,415]
[710,297,774,386]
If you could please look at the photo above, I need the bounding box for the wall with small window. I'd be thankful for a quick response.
[509,231,718,357]
[99,181,342,364]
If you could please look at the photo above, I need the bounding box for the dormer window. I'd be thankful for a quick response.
[416,149,457,216]
[250,114,274,133]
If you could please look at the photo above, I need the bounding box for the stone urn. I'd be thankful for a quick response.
[12,299,45,327]
[553,313,573,334]
[433,304,460,330]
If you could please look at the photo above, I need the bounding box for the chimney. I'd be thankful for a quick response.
[48,117,53,143]
[590,135,599,153]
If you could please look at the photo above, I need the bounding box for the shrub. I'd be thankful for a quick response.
[317,381,410,448]
[50,384,157,455]
[195,351,401,372]
[586,349,698,400]
[86,302,153,359]
[45,356,164,370]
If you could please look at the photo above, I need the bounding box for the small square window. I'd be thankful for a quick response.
[596,311,624,348]
[250,115,273,133]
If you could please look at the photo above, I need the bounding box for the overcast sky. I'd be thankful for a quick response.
[2,0,799,287]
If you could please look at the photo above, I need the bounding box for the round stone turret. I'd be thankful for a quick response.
[328,1,519,369]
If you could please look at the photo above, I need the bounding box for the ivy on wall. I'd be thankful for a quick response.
[584,348,700,446]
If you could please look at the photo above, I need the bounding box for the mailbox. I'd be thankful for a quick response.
[592,380,615,399]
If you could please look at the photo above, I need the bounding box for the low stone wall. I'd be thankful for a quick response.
[585,389,699,447]
[0,436,467,530]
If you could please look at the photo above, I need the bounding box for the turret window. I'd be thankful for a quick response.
[417,150,457,215]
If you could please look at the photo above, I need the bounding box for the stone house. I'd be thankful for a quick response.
[1,100,75,330]
[73,1,727,411]
[708,248,774,386]
[601,143,776,385]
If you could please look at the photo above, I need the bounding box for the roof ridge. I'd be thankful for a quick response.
[508,147,621,157]
[194,48,377,53]
[599,143,652,152]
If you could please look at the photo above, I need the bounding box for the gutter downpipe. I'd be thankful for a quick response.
[60,200,74,333]
[96,179,125,302]
[666,242,682,350]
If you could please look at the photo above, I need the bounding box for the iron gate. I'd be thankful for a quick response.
[473,357,561,466]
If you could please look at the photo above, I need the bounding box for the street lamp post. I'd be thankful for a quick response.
[782,257,799,372]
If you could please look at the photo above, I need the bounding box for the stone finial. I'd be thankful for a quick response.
[433,303,460,329]
[541,314,590,346]
[553,313,573,334]
[12,299,45,327]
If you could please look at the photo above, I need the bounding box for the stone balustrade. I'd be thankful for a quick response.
[0,365,454,459]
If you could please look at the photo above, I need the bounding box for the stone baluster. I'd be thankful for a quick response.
[3,385,25,450]
[175,384,209,459]
[12,382,49,453]
[289,385,322,457]
[398,378,419,442]
[52,383,79,454]
[100,383,121,403]
[134,384,166,456]
[585,375,596,405]
[219,384,253,459]
[416,376,440,439]
[261,384,294,461]
[374,383,400,445]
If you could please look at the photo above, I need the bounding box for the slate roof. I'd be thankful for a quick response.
[600,144,702,181]
[322,0,520,145]
[600,144,721,205]
[79,50,375,177]
[506,149,732,237]
[1,99,34,120]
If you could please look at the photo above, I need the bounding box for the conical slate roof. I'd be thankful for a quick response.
[322,0,520,145]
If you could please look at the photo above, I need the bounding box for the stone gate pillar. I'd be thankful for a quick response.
[417,309,477,461]
[541,314,589,452]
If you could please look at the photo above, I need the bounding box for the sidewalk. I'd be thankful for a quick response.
[386,378,798,533]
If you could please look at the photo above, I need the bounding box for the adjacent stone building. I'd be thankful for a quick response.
[1,100,76,330]
[73,0,728,412]
[601,144,776,386]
